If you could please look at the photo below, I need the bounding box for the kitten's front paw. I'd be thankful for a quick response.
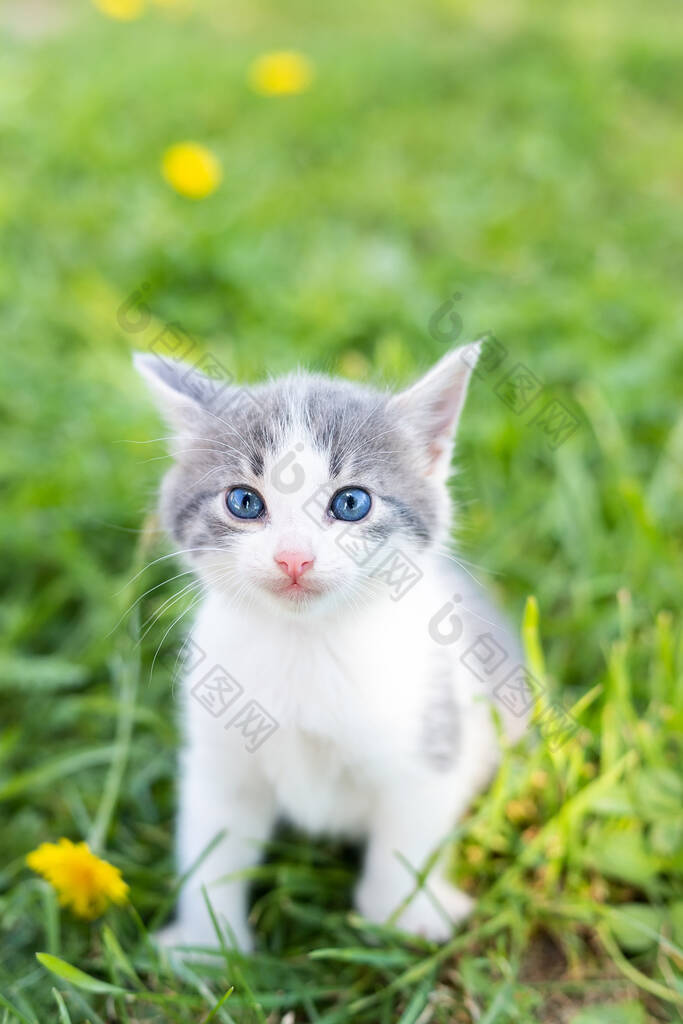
[356,878,473,943]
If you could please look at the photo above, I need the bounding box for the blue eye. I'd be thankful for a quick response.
[330,487,371,522]
[226,487,265,520]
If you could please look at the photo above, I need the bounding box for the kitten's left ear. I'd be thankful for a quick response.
[389,342,481,478]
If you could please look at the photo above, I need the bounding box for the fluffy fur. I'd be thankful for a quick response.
[134,343,527,952]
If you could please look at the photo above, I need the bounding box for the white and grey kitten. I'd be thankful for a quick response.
[134,343,527,952]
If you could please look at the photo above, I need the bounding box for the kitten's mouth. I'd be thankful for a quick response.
[268,579,323,602]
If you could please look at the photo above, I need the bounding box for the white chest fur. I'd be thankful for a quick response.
[180,559,515,840]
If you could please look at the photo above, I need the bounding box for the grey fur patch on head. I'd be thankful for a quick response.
[134,348,478,553]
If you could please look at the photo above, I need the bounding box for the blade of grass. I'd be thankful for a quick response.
[0,993,37,1024]
[51,989,73,1024]
[200,987,234,1024]
[597,924,683,1007]
[0,746,116,801]
[88,642,140,852]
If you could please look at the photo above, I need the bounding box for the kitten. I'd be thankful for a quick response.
[134,343,527,952]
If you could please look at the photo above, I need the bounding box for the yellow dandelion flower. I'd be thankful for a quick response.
[161,142,222,199]
[27,839,129,920]
[248,51,314,97]
[91,0,145,20]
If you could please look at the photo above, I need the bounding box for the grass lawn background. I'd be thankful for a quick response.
[1,0,682,1020]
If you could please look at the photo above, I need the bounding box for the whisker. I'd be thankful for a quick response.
[107,567,200,639]
[117,546,227,594]
[148,589,209,687]
[138,576,206,644]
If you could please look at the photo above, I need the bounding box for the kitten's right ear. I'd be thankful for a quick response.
[133,352,204,437]
[389,342,481,479]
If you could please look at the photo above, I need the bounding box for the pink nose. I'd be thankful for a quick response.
[274,551,314,581]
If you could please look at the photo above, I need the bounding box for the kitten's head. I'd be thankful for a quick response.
[134,345,479,618]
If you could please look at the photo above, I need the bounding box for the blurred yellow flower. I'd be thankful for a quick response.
[27,839,129,920]
[91,0,145,20]
[249,51,314,96]
[150,0,193,9]
[530,769,548,789]
[161,142,222,199]
[505,797,536,823]
[338,350,370,380]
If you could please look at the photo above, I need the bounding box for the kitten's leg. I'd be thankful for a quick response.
[159,746,275,955]
[355,779,475,943]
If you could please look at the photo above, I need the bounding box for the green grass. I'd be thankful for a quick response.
[1,0,682,1020]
